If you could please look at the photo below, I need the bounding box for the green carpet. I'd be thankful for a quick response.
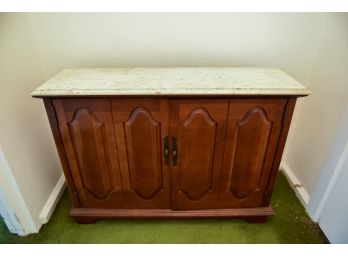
[0,172,327,243]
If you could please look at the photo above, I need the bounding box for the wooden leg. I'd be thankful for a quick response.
[243,216,268,223]
[75,217,97,224]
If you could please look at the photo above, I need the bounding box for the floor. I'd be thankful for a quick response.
[0,172,327,243]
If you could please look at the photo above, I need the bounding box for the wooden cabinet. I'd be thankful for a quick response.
[33,68,309,223]
[45,96,296,223]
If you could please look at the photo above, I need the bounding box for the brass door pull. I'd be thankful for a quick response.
[172,136,177,166]
[163,136,169,165]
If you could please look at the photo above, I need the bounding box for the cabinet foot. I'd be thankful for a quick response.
[75,217,97,224]
[244,216,268,223]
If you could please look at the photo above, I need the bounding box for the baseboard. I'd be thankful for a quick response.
[39,173,66,224]
[280,162,310,206]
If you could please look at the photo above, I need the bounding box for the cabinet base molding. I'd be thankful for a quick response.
[70,207,274,223]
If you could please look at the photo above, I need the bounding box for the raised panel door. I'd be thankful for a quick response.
[53,98,124,208]
[218,98,286,208]
[170,99,229,210]
[111,99,170,208]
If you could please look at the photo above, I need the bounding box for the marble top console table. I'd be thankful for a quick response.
[32,68,310,223]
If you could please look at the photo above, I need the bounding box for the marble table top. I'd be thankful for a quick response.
[31,67,311,97]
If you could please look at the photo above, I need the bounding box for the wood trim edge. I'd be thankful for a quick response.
[70,207,274,219]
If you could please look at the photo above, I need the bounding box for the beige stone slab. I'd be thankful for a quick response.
[31,67,311,97]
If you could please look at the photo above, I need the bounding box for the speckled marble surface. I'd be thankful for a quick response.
[31,68,311,97]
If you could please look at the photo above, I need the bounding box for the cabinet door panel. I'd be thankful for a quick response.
[170,100,228,210]
[219,99,286,208]
[112,99,170,208]
[53,99,124,208]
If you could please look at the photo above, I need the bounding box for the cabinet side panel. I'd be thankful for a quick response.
[263,97,297,206]
[43,98,80,207]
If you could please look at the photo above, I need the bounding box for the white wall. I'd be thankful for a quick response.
[0,13,62,233]
[307,103,348,242]
[319,138,348,243]
[283,13,348,197]
[29,13,324,83]
[1,13,346,234]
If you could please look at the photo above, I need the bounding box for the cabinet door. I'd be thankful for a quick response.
[218,99,286,208]
[53,99,124,208]
[170,100,229,210]
[112,99,170,208]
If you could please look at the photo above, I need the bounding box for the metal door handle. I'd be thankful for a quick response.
[163,136,169,165]
[172,136,177,166]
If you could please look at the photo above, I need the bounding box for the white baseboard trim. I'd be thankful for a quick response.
[280,162,310,207]
[39,173,66,224]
